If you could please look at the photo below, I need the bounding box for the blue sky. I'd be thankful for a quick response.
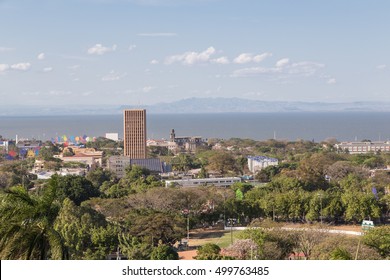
[0,0,389,108]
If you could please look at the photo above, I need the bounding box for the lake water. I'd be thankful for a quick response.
[0,112,390,142]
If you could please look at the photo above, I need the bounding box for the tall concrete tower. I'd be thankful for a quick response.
[123,109,147,159]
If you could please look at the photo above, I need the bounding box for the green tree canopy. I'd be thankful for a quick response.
[195,243,222,260]
[126,211,186,246]
[150,242,179,260]
[54,198,113,259]
[363,226,390,258]
[50,174,100,205]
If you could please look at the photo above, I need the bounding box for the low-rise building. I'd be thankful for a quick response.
[107,156,171,178]
[335,141,390,154]
[147,139,178,152]
[247,156,278,173]
[165,177,241,188]
[105,133,119,141]
[33,168,86,180]
[55,148,103,167]
[147,130,207,154]
[169,129,206,153]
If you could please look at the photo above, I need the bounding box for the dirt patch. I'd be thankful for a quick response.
[282,223,362,232]
[178,250,197,260]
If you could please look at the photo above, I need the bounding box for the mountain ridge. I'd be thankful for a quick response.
[2,98,390,116]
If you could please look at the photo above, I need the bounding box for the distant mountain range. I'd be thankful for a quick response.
[3,98,390,116]
[127,98,390,114]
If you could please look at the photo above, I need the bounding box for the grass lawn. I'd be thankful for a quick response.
[189,229,241,248]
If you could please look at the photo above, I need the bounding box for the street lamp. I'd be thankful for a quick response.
[227,218,235,244]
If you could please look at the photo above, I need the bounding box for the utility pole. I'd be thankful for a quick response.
[187,213,190,242]
[182,208,190,249]
[229,218,233,244]
[355,239,361,260]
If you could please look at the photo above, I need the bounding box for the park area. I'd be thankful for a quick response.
[178,224,364,260]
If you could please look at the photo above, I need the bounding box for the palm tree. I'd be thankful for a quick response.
[0,184,68,259]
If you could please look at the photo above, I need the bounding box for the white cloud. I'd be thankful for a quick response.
[150,59,159,64]
[287,62,324,76]
[0,62,31,73]
[43,67,53,73]
[211,56,229,64]
[232,60,324,78]
[37,53,45,60]
[233,53,252,64]
[128,44,137,51]
[165,46,216,65]
[377,64,387,70]
[101,70,127,81]
[10,63,31,71]
[275,58,290,68]
[231,67,280,77]
[142,86,155,93]
[0,64,10,72]
[253,52,272,63]
[233,52,272,64]
[81,91,93,96]
[327,78,337,84]
[68,65,81,70]
[137,33,177,37]
[87,44,117,55]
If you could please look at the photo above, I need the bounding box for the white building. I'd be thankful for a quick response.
[105,133,119,141]
[247,156,278,173]
[0,140,9,153]
[165,177,241,188]
[33,168,86,180]
[335,141,390,154]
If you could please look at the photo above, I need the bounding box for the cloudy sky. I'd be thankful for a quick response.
[1,0,389,108]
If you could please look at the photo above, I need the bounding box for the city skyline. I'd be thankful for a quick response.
[1,0,390,111]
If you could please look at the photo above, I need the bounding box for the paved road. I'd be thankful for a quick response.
[225,226,363,236]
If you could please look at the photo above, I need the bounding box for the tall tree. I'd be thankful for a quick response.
[207,152,237,175]
[54,198,112,259]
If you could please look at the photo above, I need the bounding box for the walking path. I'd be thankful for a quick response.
[225,225,363,236]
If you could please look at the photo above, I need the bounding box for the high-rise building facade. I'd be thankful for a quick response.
[123,109,147,159]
